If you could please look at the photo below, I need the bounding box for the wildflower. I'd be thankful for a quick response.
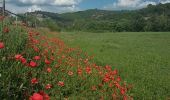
[58,81,65,87]
[39,90,45,96]
[91,86,97,91]
[55,64,60,68]
[29,61,37,68]
[30,93,43,100]
[31,78,38,84]
[38,91,50,100]
[0,42,5,49]
[0,16,5,21]
[103,77,110,82]
[3,27,9,33]
[34,56,41,60]
[45,84,52,90]
[121,90,126,95]
[47,67,52,73]
[33,39,39,44]
[115,82,120,88]
[68,71,73,76]
[123,96,128,100]
[116,77,121,82]
[15,54,22,59]
[85,66,92,74]
[33,47,39,52]
[112,93,117,99]
[45,59,50,64]
[111,70,118,75]
[77,68,82,76]
[105,65,112,71]
[20,57,27,64]
[61,55,65,59]
[44,94,50,100]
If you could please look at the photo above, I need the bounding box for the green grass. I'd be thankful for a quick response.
[59,32,170,99]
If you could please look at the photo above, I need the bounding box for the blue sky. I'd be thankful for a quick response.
[1,0,170,13]
[79,0,113,10]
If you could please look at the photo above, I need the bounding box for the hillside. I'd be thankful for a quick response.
[29,3,170,32]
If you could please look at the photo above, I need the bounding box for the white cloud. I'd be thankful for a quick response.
[160,0,170,4]
[28,5,42,12]
[8,0,81,6]
[2,0,82,13]
[104,0,157,10]
[115,0,141,8]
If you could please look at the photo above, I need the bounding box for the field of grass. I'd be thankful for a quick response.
[59,32,170,99]
[1,18,132,99]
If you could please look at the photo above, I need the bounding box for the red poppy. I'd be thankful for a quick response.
[68,71,73,76]
[112,93,117,99]
[29,93,43,100]
[34,56,41,60]
[85,66,92,74]
[103,77,110,83]
[3,27,9,33]
[31,78,38,84]
[15,54,22,59]
[123,96,128,100]
[47,67,52,73]
[105,65,112,71]
[43,94,50,100]
[120,90,126,95]
[58,81,64,87]
[0,42,5,49]
[45,84,52,90]
[20,57,27,64]
[45,59,50,64]
[0,16,5,21]
[29,61,37,68]
[115,82,120,88]
[116,77,121,82]
[91,86,97,91]
[77,68,82,76]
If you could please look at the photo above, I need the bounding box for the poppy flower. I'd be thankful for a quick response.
[15,54,22,59]
[103,77,110,83]
[120,90,126,95]
[85,66,92,74]
[112,93,117,99]
[58,81,64,87]
[68,71,73,76]
[29,61,37,68]
[91,86,97,91]
[47,67,52,73]
[31,78,38,84]
[45,59,50,64]
[116,77,121,82]
[0,16,5,21]
[0,42,5,49]
[29,93,43,100]
[3,27,9,33]
[115,82,120,88]
[123,96,128,100]
[43,94,50,100]
[45,84,52,90]
[20,57,27,64]
[34,56,41,60]
[77,68,82,76]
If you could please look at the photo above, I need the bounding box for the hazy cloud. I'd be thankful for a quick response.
[2,0,82,13]
[160,0,170,4]
[104,0,157,10]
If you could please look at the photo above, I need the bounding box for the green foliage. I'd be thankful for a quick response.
[30,3,170,32]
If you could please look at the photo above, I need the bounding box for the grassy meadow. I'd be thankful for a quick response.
[59,32,170,99]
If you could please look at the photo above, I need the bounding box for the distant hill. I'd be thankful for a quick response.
[28,3,170,32]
